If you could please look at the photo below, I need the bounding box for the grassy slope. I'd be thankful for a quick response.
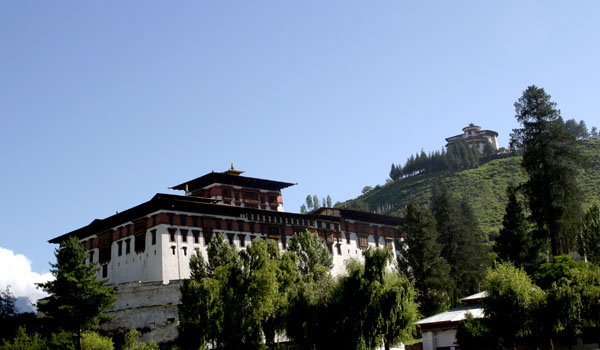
[343,139,600,238]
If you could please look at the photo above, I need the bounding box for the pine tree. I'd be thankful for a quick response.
[580,203,600,265]
[37,236,116,350]
[399,202,452,316]
[494,186,540,273]
[432,187,487,303]
[510,85,584,258]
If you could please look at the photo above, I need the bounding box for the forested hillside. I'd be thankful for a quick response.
[340,139,600,239]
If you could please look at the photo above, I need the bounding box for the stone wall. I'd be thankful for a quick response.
[101,280,183,344]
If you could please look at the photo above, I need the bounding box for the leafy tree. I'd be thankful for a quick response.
[510,85,584,258]
[399,202,452,316]
[494,186,540,273]
[0,327,48,350]
[329,249,418,350]
[37,236,116,350]
[432,187,487,304]
[455,313,493,350]
[312,195,319,210]
[288,230,332,281]
[284,273,335,349]
[579,203,600,265]
[121,330,159,350]
[377,273,419,350]
[483,263,545,349]
[305,195,313,211]
[362,186,373,194]
[531,256,600,345]
[179,234,285,350]
[80,331,113,350]
[326,195,332,208]
[592,126,598,136]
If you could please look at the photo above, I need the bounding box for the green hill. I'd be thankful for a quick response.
[340,139,600,239]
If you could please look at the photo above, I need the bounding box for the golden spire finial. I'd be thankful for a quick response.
[224,163,244,176]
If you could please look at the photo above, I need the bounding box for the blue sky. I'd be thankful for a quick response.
[1,1,599,301]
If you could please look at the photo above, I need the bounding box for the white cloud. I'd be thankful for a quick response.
[0,247,54,309]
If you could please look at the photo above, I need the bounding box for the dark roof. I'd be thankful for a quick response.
[171,172,295,192]
[50,196,403,244]
[313,208,404,226]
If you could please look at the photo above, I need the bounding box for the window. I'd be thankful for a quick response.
[239,235,246,247]
[134,219,146,233]
[192,216,198,227]
[222,188,232,198]
[268,225,280,237]
[168,213,174,225]
[180,215,186,226]
[126,239,131,254]
[117,241,123,256]
[356,223,370,235]
[244,191,259,201]
[89,251,94,263]
[102,265,108,278]
[336,244,342,255]
[169,228,176,242]
[227,234,234,245]
[152,215,156,227]
[226,221,232,231]
[234,190,240,200]
[151,230,156,245]
[359,236,368,249]
[268,194,277,203]
[135,233,146,253]
[171,246,176,255]
[181,229,188,243]
[246,203,258,209]
[193,230,200,244]
[345,233,351,244]
[182,247,187,256]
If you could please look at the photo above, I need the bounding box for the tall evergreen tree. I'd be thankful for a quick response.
[432,187,487,303]
[494,186,539,273]
[37,236,116,350]
[510,85,584,258]
[399,202,453,316]
[579,203,600,265]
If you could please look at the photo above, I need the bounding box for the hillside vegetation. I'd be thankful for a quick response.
[341,139,600,239]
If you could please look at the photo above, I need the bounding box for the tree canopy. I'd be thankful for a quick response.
[510,85,584,258]
[37,236,115,350]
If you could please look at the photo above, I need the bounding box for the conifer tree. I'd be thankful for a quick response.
[580,203,600,265]
[432,187,487,303]
[494,186,540,273]
[510,85,583,258]
[37,236,116,350]
[399,202,452,316]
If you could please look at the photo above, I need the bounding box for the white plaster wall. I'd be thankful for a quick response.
[436,329,458,349]
[422,331,434,350]
[161,225,208,283]
[108,229,163,284]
